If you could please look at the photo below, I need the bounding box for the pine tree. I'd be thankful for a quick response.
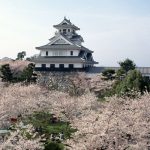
[0,64,13,82]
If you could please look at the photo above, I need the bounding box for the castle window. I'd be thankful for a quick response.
[63,29,66,34]
[46,51,48,56]
[52,50,67,56]
[70,51,73,56]
[41,64,46,68]
[69,64,74,69]
[68,29,70,32]
[59,64,64,68]
[50,64,55,68]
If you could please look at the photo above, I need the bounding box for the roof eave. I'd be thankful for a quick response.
[53,25,80,30]
[32,60,85,63]
[84,61,99,64]
[36,47,45,50]
[94,61,99,64]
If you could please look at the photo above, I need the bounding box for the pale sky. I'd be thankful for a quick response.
[0,0,150,66]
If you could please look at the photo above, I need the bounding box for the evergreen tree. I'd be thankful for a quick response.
[17,51,26,60]
[119,58,136,73]
[20,63,37,83]
[116,58,136,80]
[115,70,145,97]
[0,64,13,82]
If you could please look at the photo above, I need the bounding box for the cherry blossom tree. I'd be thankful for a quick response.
[0,73,150,149]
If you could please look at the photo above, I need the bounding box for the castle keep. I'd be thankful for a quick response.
[33,17,98,71]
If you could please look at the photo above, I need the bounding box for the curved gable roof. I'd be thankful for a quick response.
[53,17,80,30]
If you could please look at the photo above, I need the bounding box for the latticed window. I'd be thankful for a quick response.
[63,29,67,34]
[41,64,46,68]
[50,64,55,68]
[70,51,73,56]
[52,50,67,56]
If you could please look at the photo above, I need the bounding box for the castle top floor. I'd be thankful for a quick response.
[53,17,80,35]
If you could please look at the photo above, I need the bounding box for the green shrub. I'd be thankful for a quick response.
[19,63,37,83]
[0,64,13,82]
[115,70,146,97]
[44,142,64,150]
[116,59,136,81]
[116,68,126,80]
[24,112,76,150]
[0,63,37,83]
[26,112,76,139]
[142,76,150,92]
[118,58,136,73]
[102,69,115,80]
[16,51,26,60]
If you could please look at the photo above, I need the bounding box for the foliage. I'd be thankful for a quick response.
[102,69,115,80]
[119,58,136,73]
[0,62,37,83]
[116,68,126,79]
[26,112,76,140]
[44,141,64,150]
[100,59,149,99]
[19,63,37,83]
[142,76,150,92]
[97,89,114,101]
[17,51,26,60]
[24,111,76,149]
[116,58,136,81]
[108,59,150,98]
[115,69,146,97]
[0,64,13,82]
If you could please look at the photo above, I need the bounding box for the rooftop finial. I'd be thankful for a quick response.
[64,16,66,20]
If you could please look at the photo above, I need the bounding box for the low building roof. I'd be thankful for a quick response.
[102,67,150,76]
[84,67,150,75]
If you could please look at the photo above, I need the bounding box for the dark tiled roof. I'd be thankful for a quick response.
[32,57,97,64]
[36,44,79,50]
[53,18,80,30]
[53,24,80,30]
[36,44,93,53]
[33,57,84,63]
[81,46,93,53]
[70,35,84,42]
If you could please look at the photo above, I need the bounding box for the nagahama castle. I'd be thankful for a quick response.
[33,17,98,71]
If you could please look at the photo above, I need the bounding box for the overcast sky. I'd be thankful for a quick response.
[0,0,150,66]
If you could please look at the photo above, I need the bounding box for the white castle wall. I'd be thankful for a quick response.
[35,63,83,68]
[41,50,79,56]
